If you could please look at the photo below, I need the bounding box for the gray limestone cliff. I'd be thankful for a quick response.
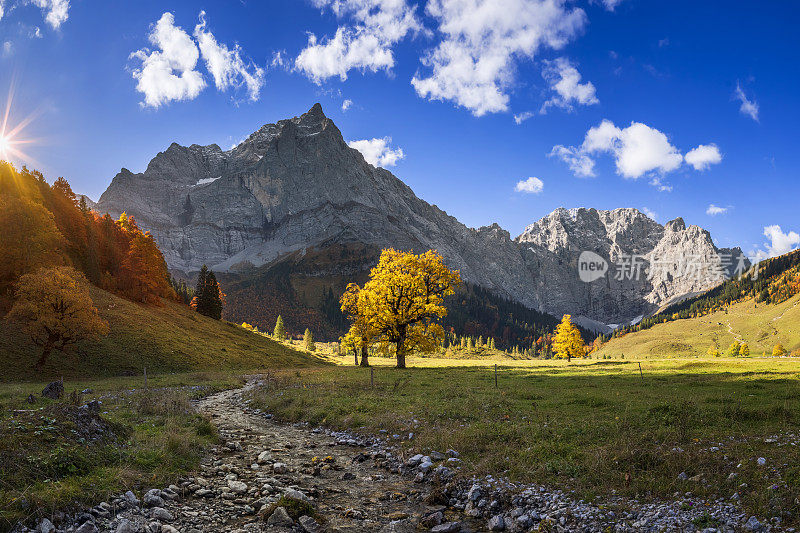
[97,104,746,328]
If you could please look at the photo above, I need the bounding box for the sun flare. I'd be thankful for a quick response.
[0,85,38,165]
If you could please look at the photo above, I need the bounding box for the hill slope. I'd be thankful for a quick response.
[0,285,322,381]
[595,293,800,359]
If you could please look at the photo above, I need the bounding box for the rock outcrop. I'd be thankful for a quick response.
[97,104,746,327]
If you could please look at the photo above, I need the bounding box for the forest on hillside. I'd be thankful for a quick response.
[612,249,800,338]
[219,242,575,352]
[0,162,175,308]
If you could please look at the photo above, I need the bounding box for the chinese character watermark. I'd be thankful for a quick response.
[577,251,758,283]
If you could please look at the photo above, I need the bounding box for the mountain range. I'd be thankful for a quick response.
[96,104,747,333]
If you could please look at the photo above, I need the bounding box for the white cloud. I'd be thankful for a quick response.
[193,11,264,102]
[549,145,595,177]
[0,1,4,22]
[342,98,353,111]
[348,136,405,167]
[599,0,624,10]
[583,120,683,178]
[31,0,69,29]
[296,0,423,83]
[734,81,759,122]
[515,176,544,194]
[649,176,672,192]
[685,143,722,171]
[129,13,207,108]
[706,204,728,216]
[552,120,720,185]
[642,207,657,221]
[540,57,598,113]
[759,225,800,259]
[2,41,12,57]
[411,0,587,116]
[271,50,286,68]
[513,111,534,125]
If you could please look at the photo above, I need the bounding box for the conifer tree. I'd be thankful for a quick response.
[193,265,223,319]
[194,265,209,314]
[206,271,223,320]
[273,315,286,340]
[304,328,315,351]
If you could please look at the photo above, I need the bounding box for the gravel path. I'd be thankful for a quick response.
[187,383,477,532]
[21,381,776,533]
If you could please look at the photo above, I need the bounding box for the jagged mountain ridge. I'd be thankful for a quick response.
[97,104,746,326]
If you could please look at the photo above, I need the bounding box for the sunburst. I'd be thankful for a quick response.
[0,84,40,165]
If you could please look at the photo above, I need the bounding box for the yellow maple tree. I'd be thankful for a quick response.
[8,266,109,368]
[340,249,461,368]
[552,314,586,361]
[340,283,380,367]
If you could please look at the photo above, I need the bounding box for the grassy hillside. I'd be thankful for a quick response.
[0,285,323,381]
[596,293,800,359]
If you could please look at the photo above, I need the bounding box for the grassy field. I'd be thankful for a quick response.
[0,285,323,382]
[248,356,800,525]
[0,372,249,528]
[596,294,800,359]
[0,286,325,529]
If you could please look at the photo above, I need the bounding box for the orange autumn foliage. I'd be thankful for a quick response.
[0,161,174,305]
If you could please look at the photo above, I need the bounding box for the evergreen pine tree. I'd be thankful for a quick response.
[304,328,315,351]
[273,315,286,340]
[195,265,209,315]
[206,271,223,320]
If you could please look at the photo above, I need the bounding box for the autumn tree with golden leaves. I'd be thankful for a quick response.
[340,283,381,367]
[341,249,461,368]
[8,266,109,368]
[552,314,586,362]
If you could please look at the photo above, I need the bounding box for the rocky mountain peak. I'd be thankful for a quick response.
[96,105,747,328]
[477,223,511,241]
[665,217,686,232]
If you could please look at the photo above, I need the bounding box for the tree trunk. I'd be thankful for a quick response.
[359,344,370,367]
[353,349,358,366]
[396,327,407,369]
[36,341,54,369]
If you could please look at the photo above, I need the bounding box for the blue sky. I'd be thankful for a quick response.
[1,0,798,259]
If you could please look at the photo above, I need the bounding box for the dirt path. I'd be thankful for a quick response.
[173,382,468,532]
[726,320,743,342]
[47,381,760,532]
[772,297,800,322]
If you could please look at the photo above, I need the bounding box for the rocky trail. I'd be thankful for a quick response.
[20,380,774,533]
[189,384,479,532]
